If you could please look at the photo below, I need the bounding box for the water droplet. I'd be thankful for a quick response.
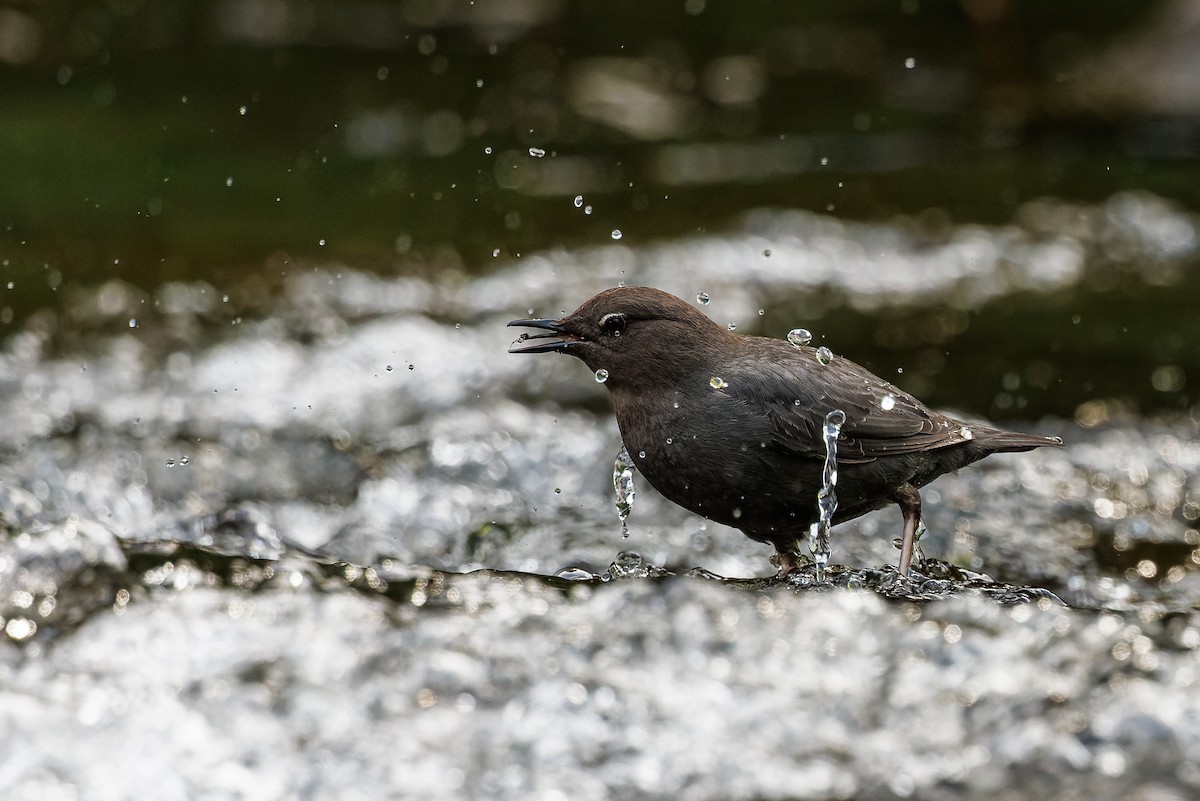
[605,550,644,578]
[128,318,138,328]
[816,346,834,364]
[611,229,622,240]
[484,146,493,154]
[709,376,728,389]
[528,147,546,158]
[731,507,742,519]
[697,292,711,305]
[239,105,248,115]
[880,394,896,411]
[584,205,593,215]
[166,459,176,467]
[554,487,561,494]
[763,249,772,257]
[793,399,802,406]
[727,323,737,331]
[638,450,646,459]
[820,156,829,166]
[960,426,974,441]
[904,57,916,69]
[595,368,609,383]
[225,177,233,187]
[787,328,812,346]
[758,309,765,316]
[573,195,584,208]
[672,401,680,409]
[408,364,415,371]
[180,456,190,465]
[492,248,501,257]
[386,365,394,372]
[554,566,596,582]
[318,238,326,246]
[666,437,673,444]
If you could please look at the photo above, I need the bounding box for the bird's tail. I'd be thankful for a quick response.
[972,424,1063,453]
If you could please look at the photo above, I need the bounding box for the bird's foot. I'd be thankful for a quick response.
[770,551,810,577]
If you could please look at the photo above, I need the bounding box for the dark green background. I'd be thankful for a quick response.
[2,0,1196,418]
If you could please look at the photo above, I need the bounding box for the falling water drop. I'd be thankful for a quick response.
[613,446,636,539]
[528,147,546,157]
[611,229,623,240]
[808,409,846,582]
[727,323,737,331]
[787,328,812,346]
[696,292,710,305]
[573,195,584,208]
[595,369,609,383]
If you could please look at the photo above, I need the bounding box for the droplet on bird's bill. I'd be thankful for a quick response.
[787,328,812,347]
[696,292,710,305]
[816,346,834,364]
[709,376,728,389]
[960,426,974,440]
[595,368,609,383]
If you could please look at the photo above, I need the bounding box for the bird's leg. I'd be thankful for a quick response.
[891,485,922,575]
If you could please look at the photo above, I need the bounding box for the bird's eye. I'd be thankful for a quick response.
[599,312,627,337]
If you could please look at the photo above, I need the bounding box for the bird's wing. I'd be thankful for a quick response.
[724,341,973,464]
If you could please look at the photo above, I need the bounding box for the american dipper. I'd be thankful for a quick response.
[508,286,1062,575]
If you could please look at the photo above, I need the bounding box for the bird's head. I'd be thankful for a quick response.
[508,286,725,387]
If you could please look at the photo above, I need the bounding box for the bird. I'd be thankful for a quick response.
[508,286,1062,575]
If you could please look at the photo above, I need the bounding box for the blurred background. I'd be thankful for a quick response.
[2,0,1199,420]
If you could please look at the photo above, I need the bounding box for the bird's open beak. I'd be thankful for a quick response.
[507,318,583,353]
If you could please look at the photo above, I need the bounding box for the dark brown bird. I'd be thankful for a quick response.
[508,286,1061,575]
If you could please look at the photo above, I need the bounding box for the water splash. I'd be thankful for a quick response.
[601,551,671,580]
[613,446,636,539]
[787,328,812,346]
[808,409,845,582]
